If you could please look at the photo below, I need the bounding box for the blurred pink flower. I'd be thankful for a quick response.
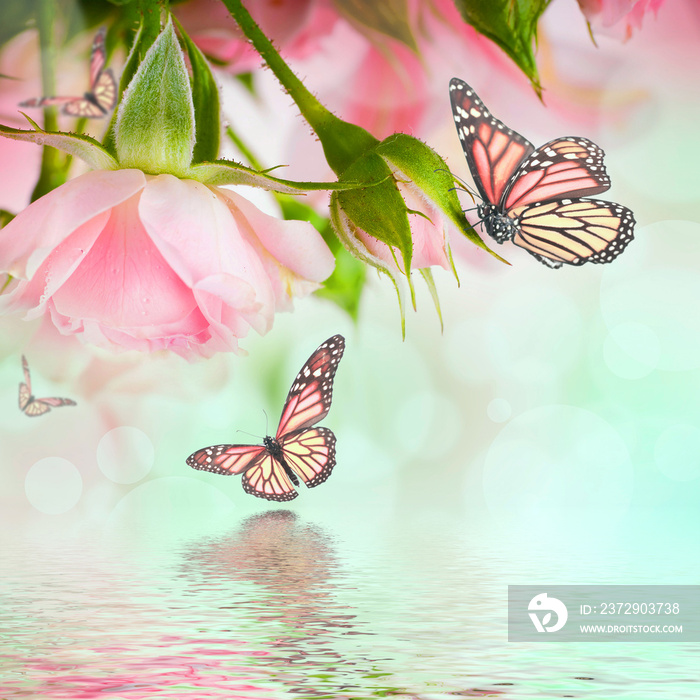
[0,169,334,358]
[178,0,515,141]
[577,0,666,39]
[175,0,336,71]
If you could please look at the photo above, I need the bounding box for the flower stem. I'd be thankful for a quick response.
[220,0,378,175]
[30,0,66,202]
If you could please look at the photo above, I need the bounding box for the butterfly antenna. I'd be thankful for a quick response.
[262,409,269,436]
[436,168,479,202]
[235,429,264,440]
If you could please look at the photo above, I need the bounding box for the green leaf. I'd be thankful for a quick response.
[336,152,413,276]
[452,0,552,94]
[115,18,195,175]
[376,132,508,264]
[173,16,221,164]
[0,119,119,171]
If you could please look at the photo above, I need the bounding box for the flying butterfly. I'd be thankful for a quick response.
[19,27,117,118]
[187,335,345,502]
[19,356,77,417]
[449,78,635,268]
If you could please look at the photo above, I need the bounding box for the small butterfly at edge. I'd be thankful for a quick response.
[449,78,635,268]
[19,356,77,417]
[20,27,117,118]
[187,335,345,502]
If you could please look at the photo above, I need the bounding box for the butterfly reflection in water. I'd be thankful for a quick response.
[187,335,345,502]
[19,27,117,118]
[19,356,76,417]
[449,78,635,268]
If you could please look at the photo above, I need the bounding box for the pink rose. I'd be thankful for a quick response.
[0,169,334,358]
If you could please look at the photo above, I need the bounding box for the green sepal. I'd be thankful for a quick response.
[102,9,162,155]
[452,0,551,95]
[0,118,119,171]
[419,267,443,332]
[187,160,383,193]
[173,16,221,164]
[115,18,195,176]
[376,133,508,264]
[335,151,413,277]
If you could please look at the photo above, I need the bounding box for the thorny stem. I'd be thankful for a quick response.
[220,0,378,175]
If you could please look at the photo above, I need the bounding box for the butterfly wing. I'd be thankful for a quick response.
[187,443,266,475]
[275,334,345,438]
[449,78,535,206]
[509,198,635,267]
[89,27,108,87]
[241,452,299,501]
[22,400,53,417]
[62,98,107,118]
[19,96,81,108]
[19,29,114,119]
[18,385,31,412]
[91,69,117,112]
[18,355,32,411]
[503,137,612,211]
[35,397,77,408]
[280,427,336,489]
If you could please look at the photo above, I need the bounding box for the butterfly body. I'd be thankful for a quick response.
[449,79,634,268]
[262,435,300,487]
[187,335,344,501]
[18,356,76,417]
[478,202,520,243]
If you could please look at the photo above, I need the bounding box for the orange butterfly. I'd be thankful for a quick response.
[20,27,117,118]
[449,78,635,268]
[19,356,76,417]
[187,335,345,501]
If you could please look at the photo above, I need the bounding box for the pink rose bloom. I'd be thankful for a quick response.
[577,0,666,39]
[0,169,334,358]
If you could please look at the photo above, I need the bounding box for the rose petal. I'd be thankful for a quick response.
[0,169,146,278]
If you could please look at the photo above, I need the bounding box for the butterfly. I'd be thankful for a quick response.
[19,356,77,417]
[19,27,117,118]
[449,78,635,268]
[187,335,345,502]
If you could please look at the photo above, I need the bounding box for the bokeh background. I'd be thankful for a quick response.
[1,1,700,697]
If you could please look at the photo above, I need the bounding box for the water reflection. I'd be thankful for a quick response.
[179,510,392,698]
[2,512,697,699]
